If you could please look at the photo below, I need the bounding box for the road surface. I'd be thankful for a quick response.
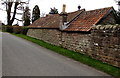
[2,33,111,76]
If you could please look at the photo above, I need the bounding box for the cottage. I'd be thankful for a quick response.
[29,6,118,31]
[27,5,120,68]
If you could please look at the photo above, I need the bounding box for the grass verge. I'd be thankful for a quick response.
[11,33,120,78]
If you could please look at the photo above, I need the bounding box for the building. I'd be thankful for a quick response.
[29,6,118,31]
[27,6,120,68]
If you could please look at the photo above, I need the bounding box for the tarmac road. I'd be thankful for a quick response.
[2,33,111,76]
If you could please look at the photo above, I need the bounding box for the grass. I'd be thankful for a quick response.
[11,33,120,78]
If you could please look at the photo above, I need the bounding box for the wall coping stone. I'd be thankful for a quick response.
[92,25,120,30]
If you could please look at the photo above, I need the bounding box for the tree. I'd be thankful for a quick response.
[1,0,29,26]
[49,7,58,14]
[23,6,31,26]
[41,12,46,17]
[114,0,120,24]
[32,5,40,23]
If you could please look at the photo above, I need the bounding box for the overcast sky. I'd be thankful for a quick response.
[0,0,118,25]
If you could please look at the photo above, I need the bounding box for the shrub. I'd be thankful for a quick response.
[2,25,28,35]
[2,26,13,33]
[12,26,22,34]
[21,26,28,35]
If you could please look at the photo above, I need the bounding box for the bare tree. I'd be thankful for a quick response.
[1,0,30,26]
[114,0,120,23]
[41,12,46,17]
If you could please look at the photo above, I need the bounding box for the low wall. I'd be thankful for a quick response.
[27,25,120,68]
[91,25,120,67]
[27,29,61,46]
[61,32,91,55]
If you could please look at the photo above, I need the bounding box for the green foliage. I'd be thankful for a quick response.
[12,26,23,34]
[32,5,40,23]
[2,25,28,35]
[117,12,120,24]
[23,6,31,26]
[24,18,31,26]
[49,7,58,14]
[2,25,13,33]
[12,33,120,78]
[21,26,28,35]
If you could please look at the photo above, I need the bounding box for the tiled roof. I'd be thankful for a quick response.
[64,7,113,31]
[29,7,114,31]
[29,9,85,28]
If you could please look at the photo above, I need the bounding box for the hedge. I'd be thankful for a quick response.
[2,26,28,35]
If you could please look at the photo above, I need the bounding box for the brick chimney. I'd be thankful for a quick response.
[59,4,68,30]
[60,4,68,25]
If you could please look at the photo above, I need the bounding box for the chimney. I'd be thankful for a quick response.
[78,5,81,10]
[62,4,66,13]
[60,4,68,25]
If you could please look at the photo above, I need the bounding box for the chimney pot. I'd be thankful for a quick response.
[62,4,66,12]
[59,4,68,28]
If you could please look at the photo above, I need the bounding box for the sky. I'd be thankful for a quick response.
[0,0,118,25]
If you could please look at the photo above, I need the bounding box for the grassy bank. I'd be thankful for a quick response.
[11,33,120,78]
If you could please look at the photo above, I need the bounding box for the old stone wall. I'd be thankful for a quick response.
[61,32,91,55]
[91,25,120,67]
[27,29,62,46]
[27,25,120,68]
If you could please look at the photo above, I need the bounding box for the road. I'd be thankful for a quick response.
[2,33,111,76]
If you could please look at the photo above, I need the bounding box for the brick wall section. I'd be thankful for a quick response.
[27,25,120,68]
[27,29,62,46]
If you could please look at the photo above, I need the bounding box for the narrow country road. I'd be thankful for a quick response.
[2,33,111,76]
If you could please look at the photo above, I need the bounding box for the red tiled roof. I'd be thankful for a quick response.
[64,7,113,31]
[29,9,85,28]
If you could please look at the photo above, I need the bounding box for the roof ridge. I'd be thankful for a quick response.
[67,9,85,14]
[86,6,113,12]
[94,7,113,25]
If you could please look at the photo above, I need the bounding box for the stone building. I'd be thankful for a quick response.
[27,6,120,68]
[29,6,118,30]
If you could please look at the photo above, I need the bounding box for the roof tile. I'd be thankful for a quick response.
[29,7,113,32]
[64,7,113,31]
[29,9,84,28]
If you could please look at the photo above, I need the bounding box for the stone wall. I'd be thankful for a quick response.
[91,25,120,67]
[27,25,120,68]
[61,32,91,55]
[27,29,61,46]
